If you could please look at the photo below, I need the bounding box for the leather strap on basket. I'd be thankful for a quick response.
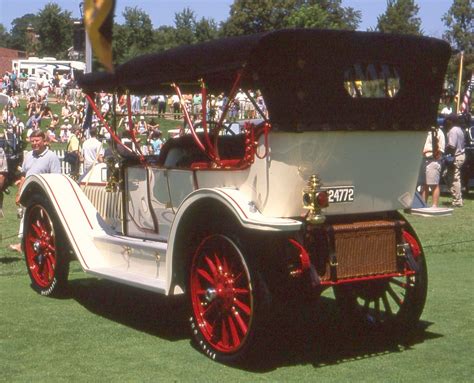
[325,225,338,282]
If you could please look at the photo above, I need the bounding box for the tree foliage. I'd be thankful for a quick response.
[194,17,219,43]
[221,0,360,36]
[442,0,474,82]
[443,0,473,52]
[36,3,73,58]
[123,7,154,51]
[221,0,295,36]
[0,24,10,47]
[376,0,422,35]
[287,1,361,30]
[174,7,198,45]
[8,14,39,52]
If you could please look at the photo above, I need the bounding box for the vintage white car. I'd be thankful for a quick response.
[19,29,450,363]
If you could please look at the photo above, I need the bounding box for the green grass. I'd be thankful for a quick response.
[4,92,473,380]
[1,181,473,380]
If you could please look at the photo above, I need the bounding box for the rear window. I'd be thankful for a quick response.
[344,63,400,99]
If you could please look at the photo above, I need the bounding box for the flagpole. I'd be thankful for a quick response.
[85,32,92,73]
[79,2,92,73]
[456,51,464,114]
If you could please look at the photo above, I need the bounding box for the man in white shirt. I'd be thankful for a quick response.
[81,127,104,177]
[10,130,61,252]
[420,127,445,207]
[444,115,466,207]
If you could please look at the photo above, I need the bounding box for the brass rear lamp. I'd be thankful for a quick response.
[302,175,328,225]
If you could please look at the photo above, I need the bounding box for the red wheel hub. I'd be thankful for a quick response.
[190,235,253,353]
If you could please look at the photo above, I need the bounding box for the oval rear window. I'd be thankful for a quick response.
[344,63,400,98]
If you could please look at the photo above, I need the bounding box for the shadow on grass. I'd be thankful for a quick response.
[0,255,23,264]
[243,297,443,372]
[66,278,442,371]
[68,278,189,341]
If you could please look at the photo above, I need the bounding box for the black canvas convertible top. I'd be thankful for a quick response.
[78,29,451,131]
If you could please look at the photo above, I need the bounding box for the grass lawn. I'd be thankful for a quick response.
[1,101,473,381]
[1,189,472,382]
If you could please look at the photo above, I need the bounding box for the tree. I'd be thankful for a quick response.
[153,26,179,52]
[36,4,73,58]
[112,24,129,65]
[287,1,361,30]
[311,0,361,30]
[221,0,360,36]
[195,17,219,43]
[442,0,473,84]
[376,0,422,35]
[8,14,39,51]
[123,7,154,50]
[221,0,296,36]
[174,7,197,45]
[0,24,10,47]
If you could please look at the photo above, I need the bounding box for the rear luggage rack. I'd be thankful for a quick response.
[317,220,405,282]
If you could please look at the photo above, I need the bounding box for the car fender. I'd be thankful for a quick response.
[19,173,111,271]
[166,187,302,294]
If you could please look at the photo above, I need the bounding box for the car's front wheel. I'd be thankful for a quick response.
[23,194,69,296]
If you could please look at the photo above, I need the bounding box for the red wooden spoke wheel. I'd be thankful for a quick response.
[25,204,57,288]
[190,234,254,357]
[334,230,427,328]
[23,195,69,296]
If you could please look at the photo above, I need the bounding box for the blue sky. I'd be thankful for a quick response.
[0,0,452,38]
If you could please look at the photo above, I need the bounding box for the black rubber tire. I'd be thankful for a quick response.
[333,230,428,330]
[23,194,69,297]
[188,232,272,364]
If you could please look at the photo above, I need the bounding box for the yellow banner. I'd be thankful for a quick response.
[84,0,115,72]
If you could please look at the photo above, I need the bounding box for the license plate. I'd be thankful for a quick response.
[323,186,355,203]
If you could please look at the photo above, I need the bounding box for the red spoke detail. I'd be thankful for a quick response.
[213,251,224,274]
[202,300,219,318]
[45,257,54,282]
[44,252,56,269]
[46,243,55,252]
[387,285,403,307]
[197,268,215,285]
[232,309,248,335]
[221,318,229,348]
[234,298,251,316]
[204,253,219,278]
[31,222,43,237]
[228,315,241,348]
[27,236,38,244]
[222,256,230,276]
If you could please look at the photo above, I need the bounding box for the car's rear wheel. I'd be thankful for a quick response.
[189,233,270,363]
[334,230,427,329]
[23,194,69,296]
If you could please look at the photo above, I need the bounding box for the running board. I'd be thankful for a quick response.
[87,267,168,294]
[93,233,168,253]
[88,233,169,294]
